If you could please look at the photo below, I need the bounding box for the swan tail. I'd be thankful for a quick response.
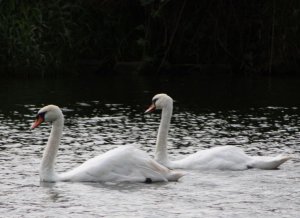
[250,155,292,170]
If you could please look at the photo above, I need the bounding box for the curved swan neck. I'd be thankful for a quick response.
[155,103,173,164]
[40,117,64,181]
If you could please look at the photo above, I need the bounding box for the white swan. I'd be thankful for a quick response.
[145,94,291,170]
[31,105,184,183]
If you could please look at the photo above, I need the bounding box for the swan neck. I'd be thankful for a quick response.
[40,117,64,181]
[155,104,172,164]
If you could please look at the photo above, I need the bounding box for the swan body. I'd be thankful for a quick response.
[145,94,291,170]
[31,105,184,183]
[163,145,290,170]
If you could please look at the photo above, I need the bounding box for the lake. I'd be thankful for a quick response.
[0,74,299,217]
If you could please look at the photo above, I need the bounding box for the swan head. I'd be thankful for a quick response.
[31,105,63,129]
[145,93,173,113]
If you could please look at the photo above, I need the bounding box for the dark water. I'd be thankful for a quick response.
[0,75,300,217]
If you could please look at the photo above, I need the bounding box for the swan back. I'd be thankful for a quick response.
[59,145,184,182]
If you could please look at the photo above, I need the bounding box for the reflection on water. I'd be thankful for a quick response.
[0,76,300,217]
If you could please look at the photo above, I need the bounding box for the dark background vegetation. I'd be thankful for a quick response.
[0,0,299,77]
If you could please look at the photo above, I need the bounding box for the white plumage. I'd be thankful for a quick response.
[31,105,184,183]
[146,94,291,170]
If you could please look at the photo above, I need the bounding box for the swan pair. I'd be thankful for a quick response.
[31,94,291,183]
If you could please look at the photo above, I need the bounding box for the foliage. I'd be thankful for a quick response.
[0,0,299,76]
[0,0,92,76]
[138,0,300,74]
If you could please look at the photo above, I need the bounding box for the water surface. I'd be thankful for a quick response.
[0,75,299,217]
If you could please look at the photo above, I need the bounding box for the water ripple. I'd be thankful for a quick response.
[0,103,299,217]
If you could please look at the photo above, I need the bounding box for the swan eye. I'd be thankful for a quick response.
[37,111,46,119]
[152,98,158,105]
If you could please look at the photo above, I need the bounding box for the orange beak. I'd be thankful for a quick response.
[145,103,156,113]
[30,116,44,129]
